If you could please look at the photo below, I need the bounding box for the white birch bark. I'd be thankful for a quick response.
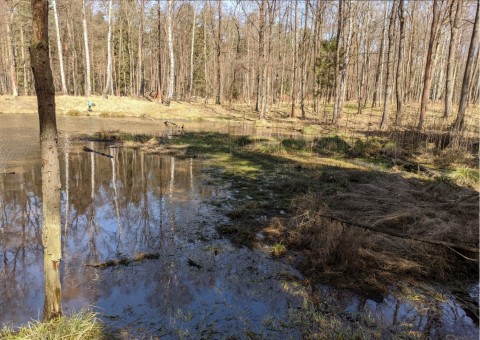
[82,0,91,97]
[102,0,113,98]
[52,0,67,94]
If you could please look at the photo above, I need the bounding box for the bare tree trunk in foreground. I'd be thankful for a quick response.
[30,0,62,321]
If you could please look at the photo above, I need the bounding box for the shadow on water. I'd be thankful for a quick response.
[0,115,478,338]
[0,142,304,338]
[171,132,479,339]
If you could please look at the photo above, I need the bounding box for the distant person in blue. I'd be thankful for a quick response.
[87,101,93,112]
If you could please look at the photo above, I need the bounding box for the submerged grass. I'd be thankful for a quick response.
[87,252,160,269]
[288,298,423,339]
[0,310,106,340]
[78,128,480,336]
[87,129,479,309]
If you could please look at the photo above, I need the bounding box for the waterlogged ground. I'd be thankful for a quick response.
[1,142,305,338]
[0,114,478,338]
[0,113,300,168]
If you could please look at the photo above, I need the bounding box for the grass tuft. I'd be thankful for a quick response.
[271,242,287,257]
[449,167,479,189]
[0,310,106,340]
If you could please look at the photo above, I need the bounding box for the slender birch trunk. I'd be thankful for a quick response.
[357,5,370,115]
[312,0,323,114]
[82,0,91,97]
[394,0,405,125]
[418,0,439,130]
[189,7,196,99]
[215,0,222,105]
[300,0,310,119]
[6,0,18,97]
[333,0,352,124]
[372,3,388,108]
[454,0,479,130]
[20,26,28,95]
[444,1,462,118]
[332,0,343,122]
[165,0,174,106]
[157,0,163,102]
[380,0,399,130]
[203,6,209,103]
[102,0,113,98]
[137,0,145,97]
[290,0,298,118]
[52,0,67,94]
[257,0,267,118]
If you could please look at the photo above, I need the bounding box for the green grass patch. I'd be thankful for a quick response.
[0,310,106,340]
[271,242,287,257]
[302,125,322,135]
[281,138,308,151]
[314,135,351,154]
[449,167,479,189]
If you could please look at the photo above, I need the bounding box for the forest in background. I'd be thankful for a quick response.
[0,0,479,131]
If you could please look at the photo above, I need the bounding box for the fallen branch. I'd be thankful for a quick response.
[393,158,438,177]
[187,258,202,269]
[83,146,113,158]
[142,113,155,121]
[1,172,15,175]
[86,253,160,269]
[312,212,479,257]
[164,120,184,129]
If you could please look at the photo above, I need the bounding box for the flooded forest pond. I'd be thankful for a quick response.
[0,114,478,338]
[1,114,304,337]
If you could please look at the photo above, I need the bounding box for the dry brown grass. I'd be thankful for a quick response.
[1,95,478,129]
[264,168,479,294]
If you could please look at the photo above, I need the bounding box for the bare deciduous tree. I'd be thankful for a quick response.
[418,0,440,130]
[380,0,398,130]
[82,0,91,97]
[102,0,113,98]
[52,0,67,94]
[30,0,62,321]
[165,0,175,106]
[454,0,479,130]
[395,0,405,125]
[444,0,462,118]
[6,0,18,97]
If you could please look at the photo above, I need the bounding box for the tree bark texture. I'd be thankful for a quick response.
[52,0,67,94]
[103,0,113,98]
[166,0,175,105]
[444,0,461,118]
[418,0,439,130]
[380,0,399,130]
[215,0,222,105]
[372,3,388,108]
[333,0,352,124]
[394,0,405,125]
[189,7,196,99]
[290,0,298,118]
[82,0,91,97]
[6,0,18,97]
[30,0,62,322]
[454,0,479,131]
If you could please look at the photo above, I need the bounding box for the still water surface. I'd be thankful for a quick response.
[1,144,304,337]
[0,114,478,338]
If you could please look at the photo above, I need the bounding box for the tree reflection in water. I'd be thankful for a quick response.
[0,144,477,338]
[0,146,220,327]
